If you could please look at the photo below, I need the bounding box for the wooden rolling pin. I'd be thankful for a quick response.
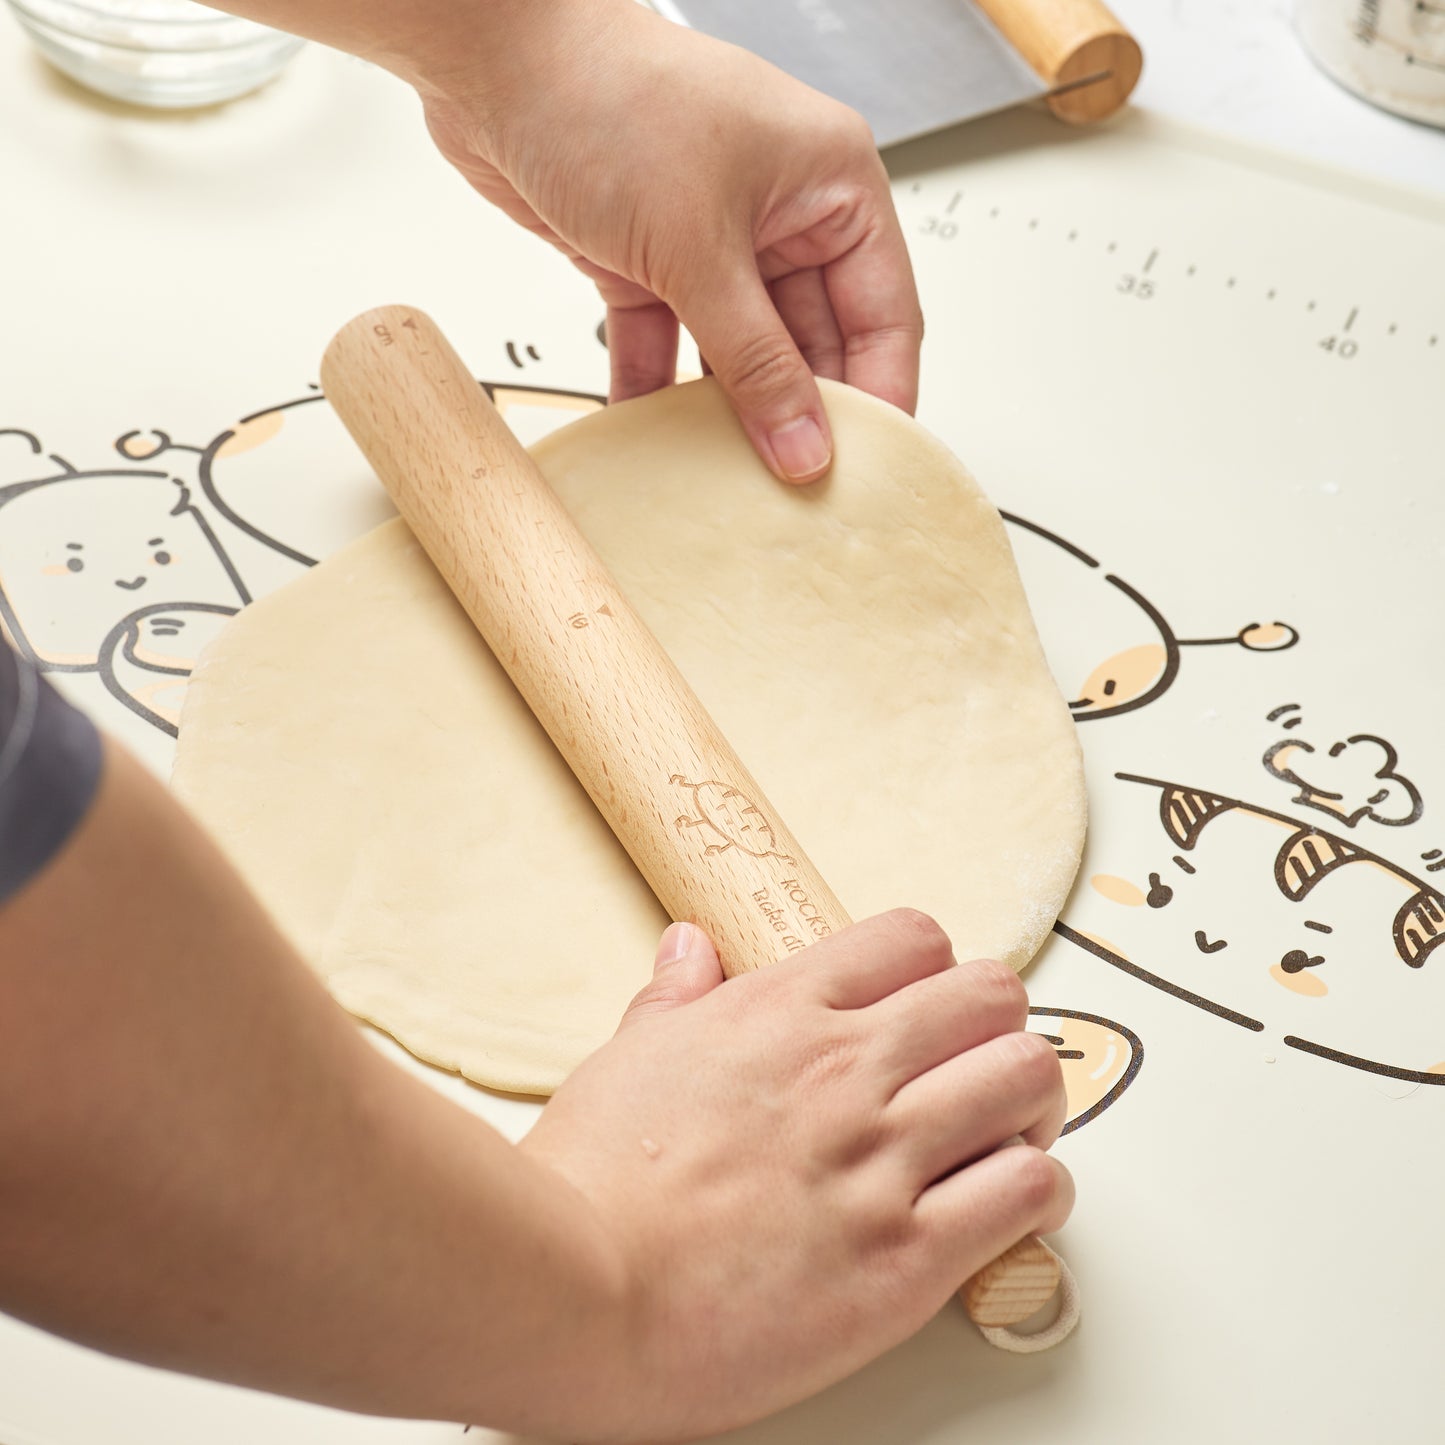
[319,304,1063,1333]
[977,0,1142,123]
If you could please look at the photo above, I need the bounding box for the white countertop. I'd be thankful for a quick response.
[1110,0,1444,195]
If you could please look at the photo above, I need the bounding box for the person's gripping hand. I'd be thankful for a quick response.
[520,910,1073,1443]
[417,0,923,483]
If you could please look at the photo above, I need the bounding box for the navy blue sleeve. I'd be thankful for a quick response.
[0,643,104,906]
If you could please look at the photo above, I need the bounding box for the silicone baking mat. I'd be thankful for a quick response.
[1,21,1443,1445]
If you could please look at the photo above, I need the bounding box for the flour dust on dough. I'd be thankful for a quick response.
[173,378,1085,1096]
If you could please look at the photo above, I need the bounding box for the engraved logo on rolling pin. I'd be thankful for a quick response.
[671,775,796,864]
[778,879,834,939]
[751,887,807,953]
[752,881,834,948]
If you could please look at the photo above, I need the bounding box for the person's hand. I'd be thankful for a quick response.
[0,739,1060,1442]
[416,0,923,483]
[520,909,1073,1443]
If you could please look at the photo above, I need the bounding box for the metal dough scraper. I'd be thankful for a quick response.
[651,0,1142,144]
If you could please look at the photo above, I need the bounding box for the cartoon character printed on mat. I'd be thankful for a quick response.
[1060,721,1445,1086]
[97,602,241,735]
[997,509,1445,1086]
[200,383,607,573]
[1001,510,1298,722]
[1027,1009,1143,1134]
[0,381,605,738]
[0,432,249,736]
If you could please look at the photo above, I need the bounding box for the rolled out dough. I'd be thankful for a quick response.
[173,379,1085,1095]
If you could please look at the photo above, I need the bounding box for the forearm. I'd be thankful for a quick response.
[207,0,627,97]
[0,738,628,1432]
[0,664,1070,1442]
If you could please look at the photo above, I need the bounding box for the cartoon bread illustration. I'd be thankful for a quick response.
[1030,1009,1143,1133]
[1069,771,1445,1085]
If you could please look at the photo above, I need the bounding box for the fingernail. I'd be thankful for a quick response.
[769,416,830,481]
[657,922,696,967]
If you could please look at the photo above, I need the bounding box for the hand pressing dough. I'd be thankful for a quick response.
[173,378,1085,1096]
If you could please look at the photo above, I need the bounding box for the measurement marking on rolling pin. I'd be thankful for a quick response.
[1142,249,1158,274]
[945,190,963,215]
[1344,307,1359,332]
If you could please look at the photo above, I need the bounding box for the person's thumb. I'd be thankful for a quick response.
[616,922,726,1032]
[676,264,833,484]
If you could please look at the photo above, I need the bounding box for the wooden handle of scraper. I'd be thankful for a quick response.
[975,0,1141,123]
[319,304,1061,1332]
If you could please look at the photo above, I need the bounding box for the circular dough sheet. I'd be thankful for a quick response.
[173,378,1085,1096]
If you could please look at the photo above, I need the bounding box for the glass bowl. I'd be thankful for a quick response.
[5,0,304,108]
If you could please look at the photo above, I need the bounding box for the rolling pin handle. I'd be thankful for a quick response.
[960,1233,1063,1328]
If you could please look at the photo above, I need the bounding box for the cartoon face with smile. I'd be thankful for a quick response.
[1066,771,1445,1083]
[0,470,246,669]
